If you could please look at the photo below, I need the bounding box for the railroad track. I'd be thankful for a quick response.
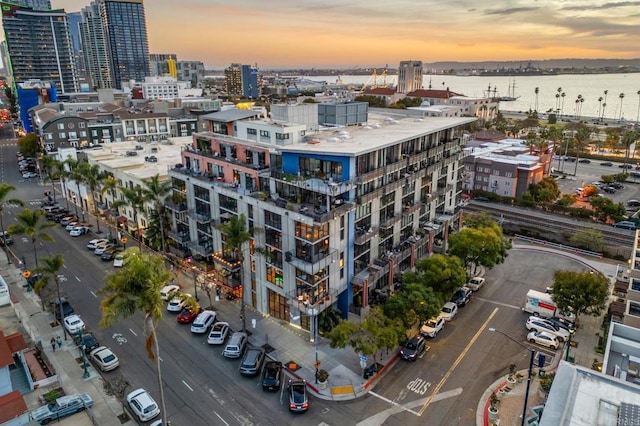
[462,202,635,247]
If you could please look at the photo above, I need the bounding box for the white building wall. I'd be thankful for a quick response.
[270,103,319,131]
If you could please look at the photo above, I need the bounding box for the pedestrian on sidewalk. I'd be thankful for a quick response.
[56,336,62,349]
[50,337,56,352]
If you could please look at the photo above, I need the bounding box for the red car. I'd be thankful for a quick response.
[176,307,202,324]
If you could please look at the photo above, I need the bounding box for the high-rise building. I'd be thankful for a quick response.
[150,53,177,77]
[224,63,242,96]
[397,60,423,94]
[1,3,78,93]
[176,60,204,87]
[241,64,259,99]
[5,0,51,10]
[67,12,86,86]
[224,63,259,98]
[79,1,112,89]
[99,0,150,88]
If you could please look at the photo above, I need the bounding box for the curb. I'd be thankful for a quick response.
[364,353,399,389]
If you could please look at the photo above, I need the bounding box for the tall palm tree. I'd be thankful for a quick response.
[534,87,539,112]
[216,213,252,331]
[0,183,24,262]
[34,255,68,338]
[79,162,105,233]
[597,96,603,120]
[64,157,83,220]
[8,208,54,269]
[101,175,119,242]
[572,125,592,175]
[99,251,174,426]
[619,93,625,120]
[40,155,63,205]
[561,92,566,116]
[112,186,146,252]
[141,175,172,253]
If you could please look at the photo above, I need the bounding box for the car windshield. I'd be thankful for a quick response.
[442,307,452,313]
[405,342,417,350]
[291,384,305,403]
[143,403,157,414]
[426,320,437,327]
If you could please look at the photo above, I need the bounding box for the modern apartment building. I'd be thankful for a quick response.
[224,63,242,96]
[4,0,50,10]
[397,60,423,94]
[79,1,112,89]
[166,110,473,336]
[99,0,150,88]
[149,53,177,77]
[176,60,205,87]
[1,3,78,93]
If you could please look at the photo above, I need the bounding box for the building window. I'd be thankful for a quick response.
[492,170,499,175]
[275,133,290,140]
[266,266,283,288]
[57,123,64,130]
[476,166,483,172]
[505,172,513,178]
[247,128,257,135]
[45,133,53,140]
[59,132,66,139]
[259,130,270,137]
[505,182,511,186]
[484,168,490,173]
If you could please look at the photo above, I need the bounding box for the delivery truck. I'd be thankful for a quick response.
[523,289,575,323]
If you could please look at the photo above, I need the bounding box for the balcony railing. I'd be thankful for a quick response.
[165,201,188,212]
[186,241,213,257]
[287,286,340,316]
[188,210,212,223]
[354,226,377,245]
[286,248,339,275]
[167,230,189,243]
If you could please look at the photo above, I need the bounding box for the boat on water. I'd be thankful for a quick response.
[483,80,520,102]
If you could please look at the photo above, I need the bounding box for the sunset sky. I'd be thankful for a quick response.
[47,0,640,69]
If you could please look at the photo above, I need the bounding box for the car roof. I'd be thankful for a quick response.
[443,301,457,309]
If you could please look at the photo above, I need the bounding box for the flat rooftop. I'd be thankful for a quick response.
[279,112,475,157]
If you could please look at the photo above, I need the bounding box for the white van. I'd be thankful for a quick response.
[222,332,247,358]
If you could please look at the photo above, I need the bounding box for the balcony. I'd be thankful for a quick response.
[186,241,213,257]
[356,167,385,184]
[379,214,401,229]
[165,201,188,212]
[285,248,339,276]
[287,286,340,316]
[403,202,421,214]
[211,251,242,272]
[184,147,270,171]
[188,210,212,223]
[270,171,356,196]
[167,230,189,243]
[354,226,377,245]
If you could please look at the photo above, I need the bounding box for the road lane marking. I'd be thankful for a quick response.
[369,391,420,416]
[159,356,163,362]
[213,411,229,426]
[182,380,194,392]
[418,307,499,416]
[474,297,520,310]
[129,328,137,336]
[90,291,97,298]
[63,264,67,269]
[75,276,81,282]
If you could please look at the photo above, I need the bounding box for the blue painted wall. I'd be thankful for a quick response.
[281,152,351,181]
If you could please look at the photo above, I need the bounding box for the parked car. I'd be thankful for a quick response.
[600,162,613,166]
[59,216,77,226]
[22,171,38,178]
[30,393,93,424]
[261,361,283,391]
[89,346,120,372]
[113,254,125,267]
[69,226,89,236]
[526,316,570,342]
[611,182,624,189]
[527,331,560,350]
[81,333,100,354]
[63,314,85,334]
[627,200,640,207]
[190,310,216,333]
[207,322,230,345]
[450,287,472,307]
[177,307,203,324]
[51,298,74,321]
[613,221,637,230]
[222,332,248,358]
[542,316,576,332]
[101,247,121,261]
[87,238,109,250]
[439,302,458,321]
[399,335,426,361]
[239,348,266,376]
[466,277,485,291]
[287,380,309,412]
[65,222,81,232]
[166,294,186,312]
[94,243,115,255]
[420,316,445,338]
[474,196,490,202]
[603,186,616,194]
[0,231,14,246]
[126,388,160,422]
[160,284,180,301]
[578,159,591,163]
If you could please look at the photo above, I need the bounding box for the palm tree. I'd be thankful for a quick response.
[598,96,603,120]
[99,250,174,426]
[572,125,592,175]
[79,162,105,233]
[619,93,625,120]
[637,90,640,125]
[101,175,119,242]
[8,208,54,269]
[64,158,83,220]
[0,183,24,262]
[561,92,566,117]
[34,255,68,338]
[141,175,172,253]
[40,155,63,205]
[216,213,252,331]
[534,87,539,112]
[112,186,146,252]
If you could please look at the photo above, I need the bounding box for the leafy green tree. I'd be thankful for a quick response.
[99,251,173,426]
[17,133,40,157]
[33,255,68,337]
[328,306,403,366]
[589,197,625,222]
[63,157,83,219]
[79,162,106,233]
[555,194,576,207]
[8,208,55,269]
[406,254,466,297]
[40,156,64,206]
[448,226,510,273]
[382,282,441,328]
[0,183,24,253]
[353,95,386,108]
[141,175,172,253]
[551,270,609,325]
[216,213,252,330]
[527,177,561,203]
[569,228,603,252]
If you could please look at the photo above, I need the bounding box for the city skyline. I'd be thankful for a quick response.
[15,0,640,69]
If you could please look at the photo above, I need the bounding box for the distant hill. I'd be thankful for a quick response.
[423,59,640,71]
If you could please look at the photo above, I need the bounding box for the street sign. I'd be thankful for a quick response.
[359,354,368,362]
[21,270,31,279]
[120,237,127,244]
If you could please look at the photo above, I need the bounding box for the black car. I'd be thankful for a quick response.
[81,333,100,354]
[451,287,473,307]
[399,336,426,361]
[287,380,309,412]
[600,162,613,166]
[101,248,121,261]
[51,297,74,321]
[0,231,13,246]
[611,182,624,189]
[603,186,616,194]
[578,159,591,164]
[542,317,576,333]
[261,361,282,391]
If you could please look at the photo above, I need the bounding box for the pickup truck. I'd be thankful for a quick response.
[30,393,93,424]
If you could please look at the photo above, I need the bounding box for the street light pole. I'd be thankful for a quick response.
[489,328,535,426]
[77,330,90,379]
[193,267,199,301]
[565,329,575,362]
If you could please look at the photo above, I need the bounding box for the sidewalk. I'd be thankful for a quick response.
[0,248,131,426]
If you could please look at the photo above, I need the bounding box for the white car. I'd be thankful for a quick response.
[126,388,160,422]
[467,277,485,291]
[113,254,125,267]
[439,302,458,321]
[166,294,186,312]
[87,238,109,250]
[89,346,120,371]
[420,316,445,338]
[190,310,217,334]
[94,244,115,255]
[160,284,180,301]
[69,226,88,237]
[527,331,560,350]
[207,322,230,344]
[526,316,570,342]
[65,222,79,231]
[63,314,85,334]
[22,171,38,178]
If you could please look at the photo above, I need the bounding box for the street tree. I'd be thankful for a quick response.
[328,306,403,367]
[569,228,603,252]
[589,197,625,223]
[216,213,252,331]
[17,133,40,157]
[0,183,24,256]
[405,254,466,297]
[527,177,561,203]
[99,250,173,426]
[382,281,441,328]
[34,255,68,338]
[141,175,172,253]
[79,162,106,233]
[40,156,65,206]
[551,270,609,325]
[448,226,510,273]
[111,186,146,251]
[8,208,54,269]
